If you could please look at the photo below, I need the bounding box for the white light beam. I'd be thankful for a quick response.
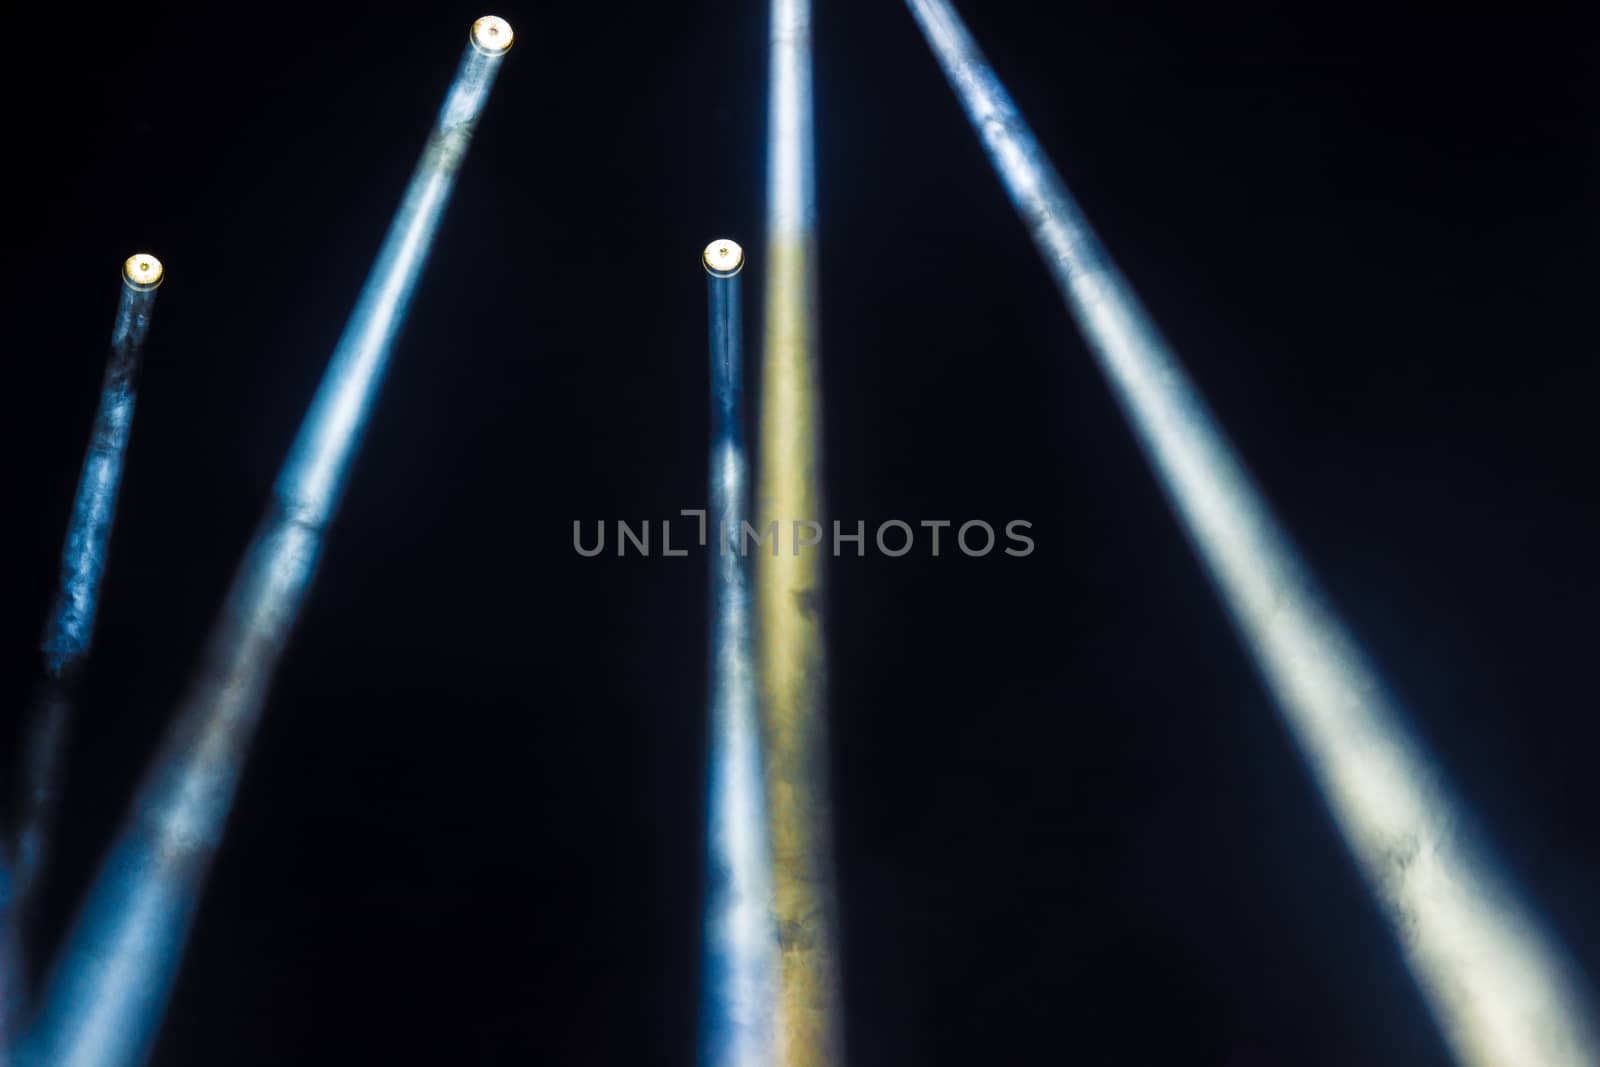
[904,3,1600,1066]
[700,239,782,1067]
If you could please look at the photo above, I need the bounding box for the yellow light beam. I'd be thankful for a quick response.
[759,1,844,1064]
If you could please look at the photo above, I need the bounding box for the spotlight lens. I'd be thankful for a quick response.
[471,15,513,54]
[123,253,164,290]
[703,238,745,277]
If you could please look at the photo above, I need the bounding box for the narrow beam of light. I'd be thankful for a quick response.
[700,239,782,1067]
[903,4,1600,1066]
[18,20,513,1067]
[19,254,165,898]
[759,3,845,1065]
[1,255,164,1046]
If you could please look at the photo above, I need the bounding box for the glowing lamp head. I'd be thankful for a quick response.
[703,239,745,278]
[122,254,164,292]
[471,16,513,55]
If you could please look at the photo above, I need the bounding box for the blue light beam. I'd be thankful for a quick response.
[904,3,1600,1066]
[19,20,513,1067]
[39,256,164,682]
[2,255,162,1047]
[20,254,163,882]
[699,240,782,1067]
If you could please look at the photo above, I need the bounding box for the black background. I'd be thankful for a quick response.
[2,2,1596,1064]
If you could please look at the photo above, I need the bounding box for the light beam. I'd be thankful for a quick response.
[759,2,845,1064]
[903,3,1600,1065]
[19,21,512,1067]
[20,254,164,891]
[700,239,782,1067]
[3,255,163,1042]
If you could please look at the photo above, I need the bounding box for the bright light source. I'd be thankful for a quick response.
[705,238,746,278]
[904,2,1600,1066]
[470,15,513,56]
[121,254,163,292]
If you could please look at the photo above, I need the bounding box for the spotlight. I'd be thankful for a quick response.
[471,15,513,56]
[705,238,746,279]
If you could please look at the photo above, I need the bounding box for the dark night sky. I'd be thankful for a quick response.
[2,2,1596,1064]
